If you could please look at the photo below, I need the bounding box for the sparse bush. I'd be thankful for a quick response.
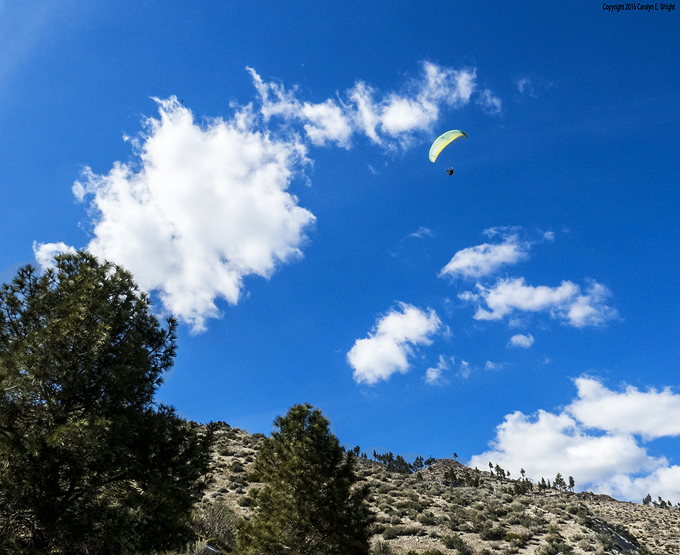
[192,500,238,551]
[442,534,474,555]
[231,461,245,473]
[370,522,387,535]
[382,527,398,540]
[578,538,593,551]
[372,541,394,555]
[479,523,506,540]
[503,532,527,546]
[417,511,436,525]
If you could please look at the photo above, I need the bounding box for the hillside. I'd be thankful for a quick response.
[195,424,679,555]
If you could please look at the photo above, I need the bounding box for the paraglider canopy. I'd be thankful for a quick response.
[429,130,468,163]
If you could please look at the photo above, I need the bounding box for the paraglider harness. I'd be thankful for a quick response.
[447,168,455,176]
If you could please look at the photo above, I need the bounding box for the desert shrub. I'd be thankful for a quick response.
[503,532,527,546]
[596,533,613,550]
[417,511,437,525]
[191,500,238,550]
[447,515,461,530]
[372,541,393,555]
[370,523,387,535]
[479,523,506,540]
[382,527,398,540]
[390,515,401,525]
[231,461,245,473]
[441,534,473,555]
[578,538,593,551]
[577,507,593,528]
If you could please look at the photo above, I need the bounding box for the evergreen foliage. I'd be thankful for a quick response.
[372,451,414,474]
[0,253,214,554]
[236,403,374,555]
[554,473,567,491]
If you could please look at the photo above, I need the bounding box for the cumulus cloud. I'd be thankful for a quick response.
[347,303,441,385]
[508,333,534,348]
[70,97,315,332]
[470,410,659,488]
[39,64,501,334]
[470,377,680,502]
[460,277,618,328]
[33,241,77,270]
[569,377,680,439]
[439,229,530,280]
[250,62,494,150]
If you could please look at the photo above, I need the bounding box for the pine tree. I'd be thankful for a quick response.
[0,253,213,554]
[236,404,374,555]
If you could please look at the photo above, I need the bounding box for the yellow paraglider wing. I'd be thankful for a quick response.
[428,130,468,163]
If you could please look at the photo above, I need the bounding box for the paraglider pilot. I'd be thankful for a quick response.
[447,168,455,176]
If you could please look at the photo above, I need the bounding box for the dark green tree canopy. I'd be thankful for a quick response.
[236,403,374,555]
[0,252,214,554]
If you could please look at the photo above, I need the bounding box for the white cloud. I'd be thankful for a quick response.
[460,277,618,328]
[469,410,659,488]
[408,226,433,239]
[470,377,680,502]
[73,97,315,333]
[439,230,530,280]
[347,303,441,385]
[477,89,502,114]
[569,377,680,439]
[425,355,450,385]
[516,77,535,97]
[508,333,534,348]
[33,241,77,271]
[485,361,504,370]
[250,62,494,151]
[46,64,501,334]
[300,99,354,147]
[457,359,471,379]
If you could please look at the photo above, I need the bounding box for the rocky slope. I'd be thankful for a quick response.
[196,424,679,555]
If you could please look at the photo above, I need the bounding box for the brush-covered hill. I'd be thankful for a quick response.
[192,423,679,555]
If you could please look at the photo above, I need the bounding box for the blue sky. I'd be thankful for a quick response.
[1,0,679,502]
